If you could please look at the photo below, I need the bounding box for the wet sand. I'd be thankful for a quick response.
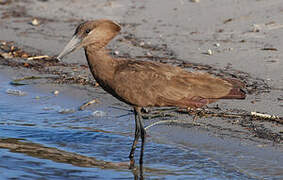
[0,0,282,179]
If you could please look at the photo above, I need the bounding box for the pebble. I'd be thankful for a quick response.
[214,43,220,47]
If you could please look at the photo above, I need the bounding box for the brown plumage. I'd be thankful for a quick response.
[57,19,246,169]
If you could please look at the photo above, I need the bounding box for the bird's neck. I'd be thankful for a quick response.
[84,46,117,85]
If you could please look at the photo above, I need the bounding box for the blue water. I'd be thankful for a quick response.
[0,73,281,179]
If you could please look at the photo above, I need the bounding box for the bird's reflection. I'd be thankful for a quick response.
[131,164,144,180]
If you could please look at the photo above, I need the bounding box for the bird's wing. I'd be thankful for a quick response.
[112,60,233,107]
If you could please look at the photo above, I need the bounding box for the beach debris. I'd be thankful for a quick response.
[145,119,201,130]
[10,76,42,86]
[214,43,220,47]
[58,108,75,114]
[13,76,42,81]
[27,55,49,60]
[251,24,260,32]
[146,52,152,57]
[223,18,233,24]
[203,49,213,55]
[265,59,278,63]
[6,89,27,96]
[92,110,106,117]
[251,111,280,120]
[10,81,28,86]
[207,49,213,55]
[22,53,29,58]
[30,18,40,26]
[173,108,283,124]
[261,47,278,51]
[0,52,13,59]
[43,106,54,111]
[0,0,11,5]
[0,41,32,59]
[53,90,59,95]
[114,50,119,55]
[79,99,99,111]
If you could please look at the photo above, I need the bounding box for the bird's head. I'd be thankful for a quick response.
[57,19,121,60]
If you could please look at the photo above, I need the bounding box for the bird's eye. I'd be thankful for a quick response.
[85,29,91,34]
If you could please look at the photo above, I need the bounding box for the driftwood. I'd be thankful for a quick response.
[27,55,50,60]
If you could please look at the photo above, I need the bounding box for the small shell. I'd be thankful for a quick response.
[214,43,220,47]
[146,52,152,56]
[31,18,40,26]
[207,49,213,55]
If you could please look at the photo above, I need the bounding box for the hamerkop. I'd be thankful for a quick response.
[57,19,246,168]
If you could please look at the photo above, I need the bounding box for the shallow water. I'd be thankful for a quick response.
[0,73,282,180]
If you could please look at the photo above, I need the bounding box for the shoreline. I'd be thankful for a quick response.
[0,38,282,147]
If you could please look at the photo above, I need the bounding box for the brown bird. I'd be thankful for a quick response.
[57,19,246,169]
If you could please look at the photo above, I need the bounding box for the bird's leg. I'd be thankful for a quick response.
[129,107,141,169]
[138,109,146,179]
[137,108,146,166]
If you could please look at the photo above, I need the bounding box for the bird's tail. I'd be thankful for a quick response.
[220,78,246,99]
[221,88,246,99]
